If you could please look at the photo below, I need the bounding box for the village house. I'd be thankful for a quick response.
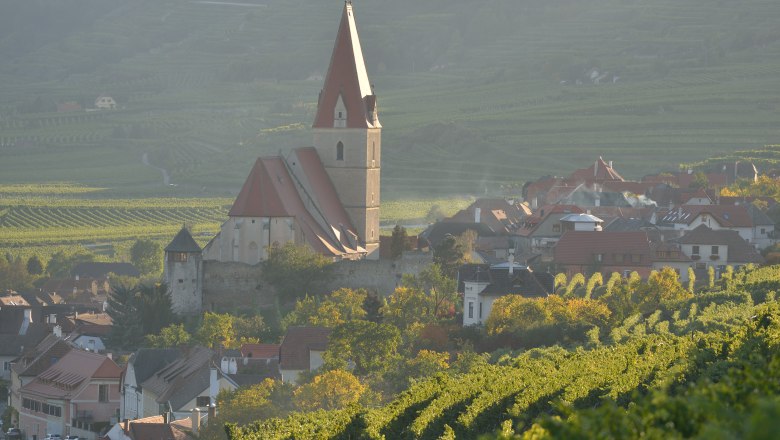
[676,225,765,276]
[0,300,49,382]
[119,348,182,421]
[94,95,117,110]
[279,326,331,384]
[18,348,121,440]
[8,333,72,416]
[103,413,198,440]
[131,346,237,417]
[655,204,776,249]
[515,204,585,262]
[460,259,554,326]
[552,231,658,279]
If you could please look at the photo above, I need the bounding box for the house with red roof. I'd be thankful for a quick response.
[18,348,121,440]
[200,2,380,267]
[656,204,776,249]
[553,231,657,279]
[279,326,331,384]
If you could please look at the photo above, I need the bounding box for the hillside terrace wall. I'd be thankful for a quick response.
[201,251,432,312]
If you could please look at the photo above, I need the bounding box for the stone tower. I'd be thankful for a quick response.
[313,1,381,259]
[164,226,202,315]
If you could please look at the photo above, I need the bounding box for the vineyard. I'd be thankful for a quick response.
[0,184,467,262]
[226,266,780,439]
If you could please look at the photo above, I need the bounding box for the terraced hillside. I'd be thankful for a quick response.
[1,0,780,196]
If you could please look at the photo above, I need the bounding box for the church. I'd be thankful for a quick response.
[165,1,383,314]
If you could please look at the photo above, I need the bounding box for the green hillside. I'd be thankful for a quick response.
[225,266,780,439]
[1,0,780,196]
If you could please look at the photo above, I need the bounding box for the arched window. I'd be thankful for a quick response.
[337,142,344,161]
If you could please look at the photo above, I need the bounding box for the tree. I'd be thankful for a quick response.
[283,288,368,328]
[0,255,33,291]
[197,312,236,349]
[402,349,450,380]
[400,264,458,323]
[145,323,191,347]
[45,249,96,278]
[605,272,622,297]
[130,239,162,275]
[554,273,568,292]
[638,267,692,311]
[565,273,586,297]
[136,282,175,335]
[202,379,294,439]
[262,243,334,300]
[433,234,466,277]
[292,370,366,412]
[106,283,143,349]
[689,171,709,189]
[26,255,43,275]
[390,225,408,259]
[323,320,401,376]
[233,315,268,341]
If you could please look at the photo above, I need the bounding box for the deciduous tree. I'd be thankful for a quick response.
[263,243,333,300]
[293,370,366,412]
[323,321,401,376]
[130,239,162,275]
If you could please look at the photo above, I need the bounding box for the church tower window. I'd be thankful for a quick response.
[337,142,344,161]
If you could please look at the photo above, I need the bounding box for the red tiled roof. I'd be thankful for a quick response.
[569,157,624,183]
[279,326,331,370]
[22,349,120,399]
[553,231,653,267]
[240,343,280,360]
[313,2,378,129]
[229,158,289,217]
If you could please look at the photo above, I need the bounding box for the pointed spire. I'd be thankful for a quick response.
[165,225,201,253]
[313,2,379,129]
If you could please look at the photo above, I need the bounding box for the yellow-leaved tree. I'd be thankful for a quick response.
[293,370,366,412]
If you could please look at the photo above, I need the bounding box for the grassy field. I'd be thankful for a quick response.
[1,0,779,197]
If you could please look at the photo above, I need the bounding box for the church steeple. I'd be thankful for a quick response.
[313,1,380,129]
[312,1,381,259]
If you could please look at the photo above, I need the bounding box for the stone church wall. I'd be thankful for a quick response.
[201,251,433,312]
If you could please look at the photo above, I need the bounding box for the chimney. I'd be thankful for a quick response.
[209,367,219,405]
[75,274,79,281]
[208,403,217,422]
[49,314,56,324]
[53,325,62,338]
[123,419,129,433]
[594,160,598,177]
[474,207,481,223]
[192,408,201,434]
[163,411,170,424]
[19,308,32,335]
[508,249,515,275]
[609,160,613,169]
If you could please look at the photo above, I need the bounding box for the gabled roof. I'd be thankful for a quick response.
[22,348,120,399]
[419,222,496,248]
[240,343,280,360]
[229,158,290,218]
[553,231,653,267]
[140,346,214,405]
[165,226,202,253]
[677,225,764,264]
[313,2,379,129]
[127,348,182,386]
[0,323,49,356]
[458,264,553,297]
[279,326,331,371]
[11,333,72,377]
[569,157,624,183]
[660,204,772,228]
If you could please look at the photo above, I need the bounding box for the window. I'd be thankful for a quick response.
[711,246,719,255]
[468,302,474,319]
[614,253,624,263]
[595,253,603,262]
[336,142,344,161]
[631,254,642,263]
[169,252,188,262]
[479,302,483,319]
[99,384,109,402]
[692,245,700,255]
[197,396,211,407]
[3,361,9,371]
[552,224,561,232]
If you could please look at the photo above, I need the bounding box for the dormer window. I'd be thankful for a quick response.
[334,94,347,128]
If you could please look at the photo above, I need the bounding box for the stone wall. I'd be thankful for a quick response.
[201,251,433,312]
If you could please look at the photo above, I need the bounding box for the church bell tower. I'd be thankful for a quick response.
[313,1,381,259]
